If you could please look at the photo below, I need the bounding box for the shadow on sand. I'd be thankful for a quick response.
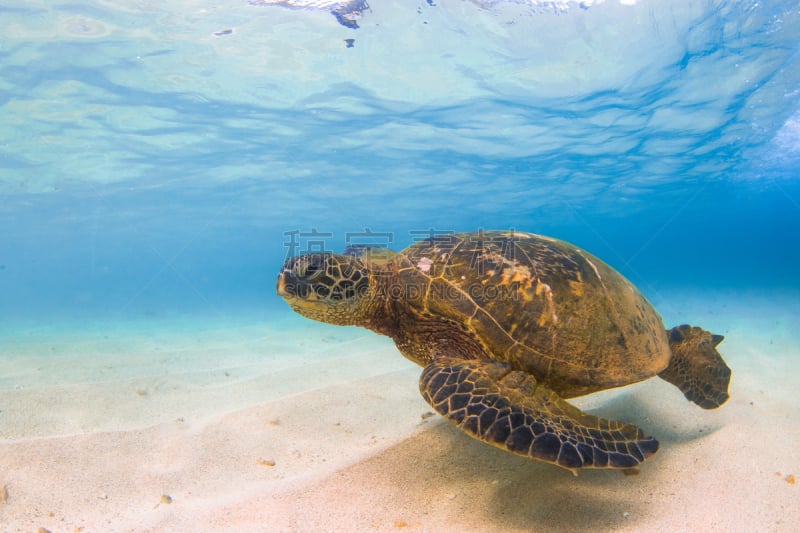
[312,387,730,531]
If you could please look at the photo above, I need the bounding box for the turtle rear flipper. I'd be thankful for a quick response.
[420,358,659,474]
[659,325,731,409]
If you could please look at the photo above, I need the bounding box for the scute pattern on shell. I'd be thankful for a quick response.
[396,231,671,398]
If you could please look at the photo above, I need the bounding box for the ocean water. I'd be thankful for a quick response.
[1,0,799,531]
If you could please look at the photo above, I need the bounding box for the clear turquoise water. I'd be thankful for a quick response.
[1,2,799,530]
[1,1,798,331]
[0,0,798,373]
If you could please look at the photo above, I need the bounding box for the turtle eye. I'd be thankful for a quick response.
[294,254,327,280]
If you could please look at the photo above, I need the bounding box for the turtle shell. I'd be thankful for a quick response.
[395,231,670,398]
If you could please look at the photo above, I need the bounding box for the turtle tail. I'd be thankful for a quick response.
[658,325,731,409]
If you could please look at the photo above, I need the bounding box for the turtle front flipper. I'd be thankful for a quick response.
[420,358,659,473]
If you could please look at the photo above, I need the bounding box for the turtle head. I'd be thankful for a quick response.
[277,252,374,325]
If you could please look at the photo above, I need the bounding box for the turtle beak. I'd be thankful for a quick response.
[277,259,312,301]
[276,265,297,299]
[276,271,289,297]
[277,254,332,303]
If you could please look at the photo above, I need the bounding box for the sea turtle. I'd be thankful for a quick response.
[276,231,731,473]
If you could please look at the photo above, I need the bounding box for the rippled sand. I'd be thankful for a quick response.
[0,289,797,532]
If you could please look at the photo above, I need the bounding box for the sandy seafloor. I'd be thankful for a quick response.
[0,288,798,532]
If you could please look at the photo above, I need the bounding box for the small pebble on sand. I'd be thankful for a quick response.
[153,494,173,509]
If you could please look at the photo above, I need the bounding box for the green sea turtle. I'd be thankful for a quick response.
[276,231,731,473]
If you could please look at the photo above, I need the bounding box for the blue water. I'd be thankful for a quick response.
[0,0,798,324]
[2,2,800,530]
